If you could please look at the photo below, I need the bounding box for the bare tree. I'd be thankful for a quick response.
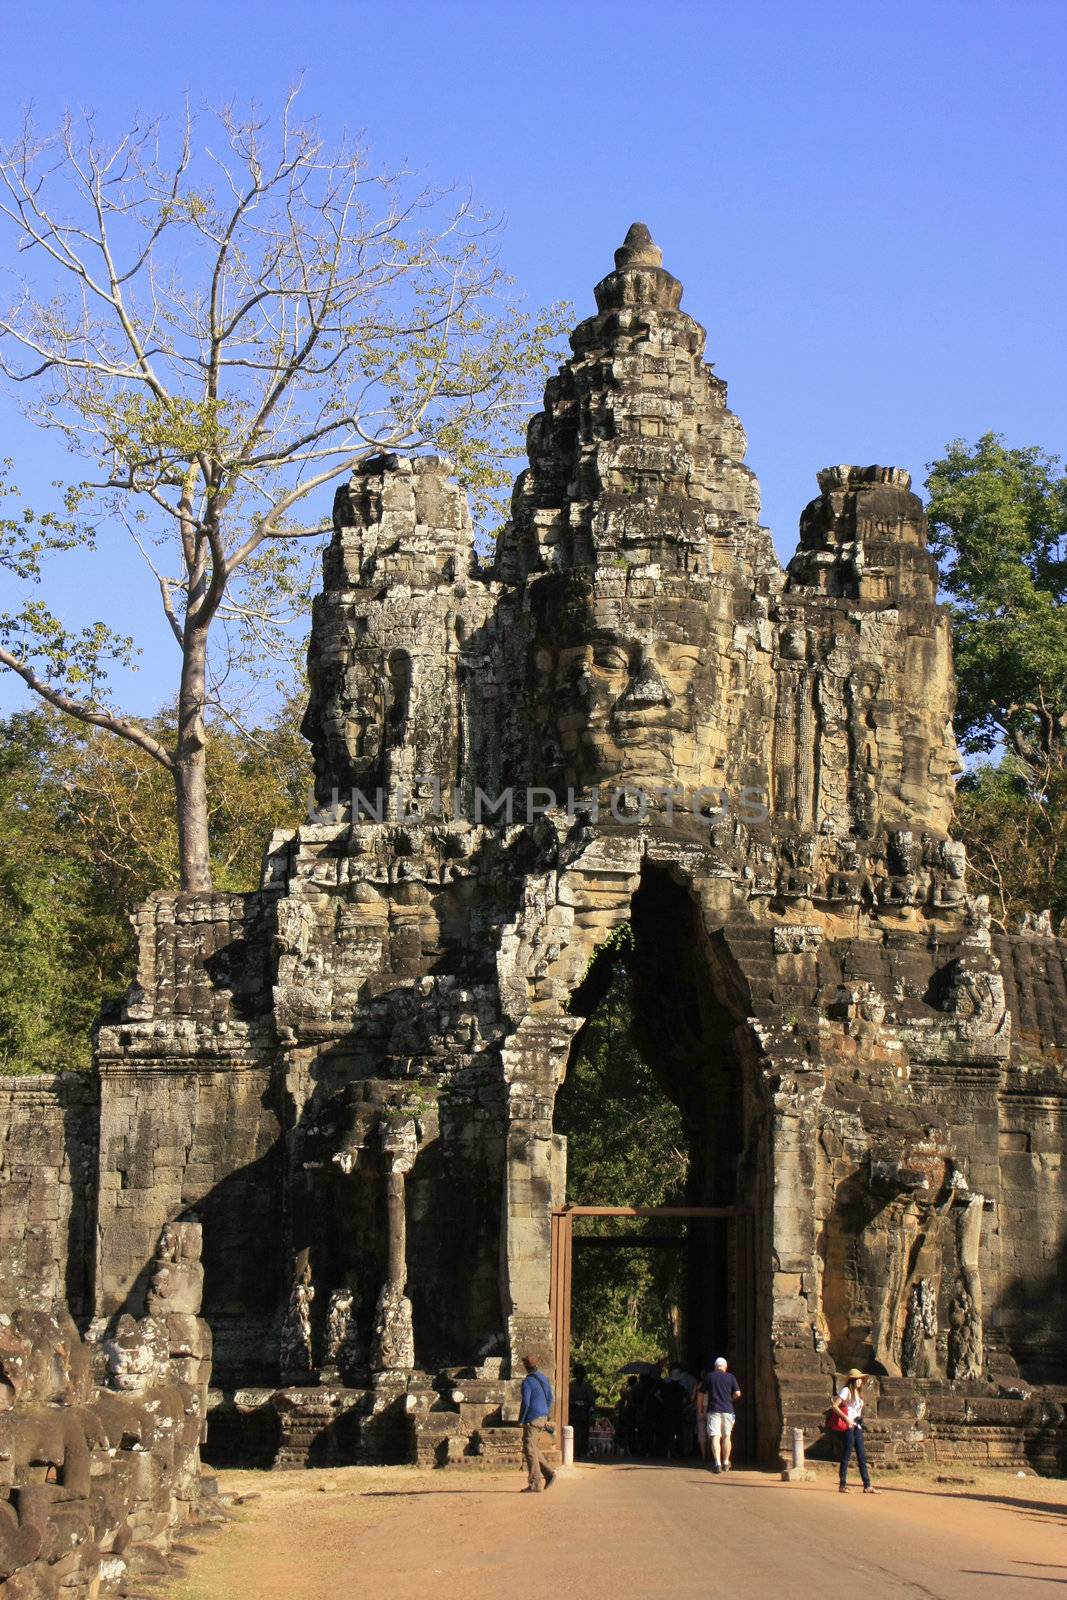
[0,97,561,889]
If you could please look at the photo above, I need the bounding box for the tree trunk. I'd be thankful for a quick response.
[175,626,213,892]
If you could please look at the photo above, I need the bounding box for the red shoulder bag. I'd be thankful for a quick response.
[825,1401,849,1432]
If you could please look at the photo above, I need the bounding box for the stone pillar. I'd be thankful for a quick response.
[372,1119,417,1371]
[499,1016,582,1375]
[758,1033,830,1457]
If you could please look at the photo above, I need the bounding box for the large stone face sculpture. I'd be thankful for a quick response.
[527,571,733,799]
[0,222,1060,1477]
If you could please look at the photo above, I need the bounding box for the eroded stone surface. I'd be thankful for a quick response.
[0,1227,215,1598]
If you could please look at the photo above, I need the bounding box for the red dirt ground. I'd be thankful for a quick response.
[170,1458,1067,1600]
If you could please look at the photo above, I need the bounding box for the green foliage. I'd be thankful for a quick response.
[954,758,1067,930]
[555,956,688,1404]
[925,434,1067,779]
[926,433,1067,927]
[0,712,123,1073]
[0,701,310,1074]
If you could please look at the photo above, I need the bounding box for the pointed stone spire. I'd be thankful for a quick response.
[594,221,682,314]
[614,221,663,270]
[494,225,772,582]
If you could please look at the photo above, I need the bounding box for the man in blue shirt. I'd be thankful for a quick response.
[518,1354,557,1492]
[701,1356,741,1473]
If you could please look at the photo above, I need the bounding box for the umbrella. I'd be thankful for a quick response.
[616,1360,660,1375]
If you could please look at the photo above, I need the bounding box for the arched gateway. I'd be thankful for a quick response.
[68,225,1067,1470]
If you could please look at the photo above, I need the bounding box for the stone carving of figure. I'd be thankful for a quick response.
[0,1304,212,1595]
[833,981,887,1041]
[146,1219,205,1317]
[901,1276,937,1377]
[105,1313,168,1393]
[145,1218,212,1430]
[861,1151,948,1377]
[862,1154,985,1383]
[0,1310,95,1584]
[372,1284,416,1372]
[963,894,993,949]
[98,1311,197,1510]
[280,1253,316,1381]
[930,837,967,907]
[323,1286,362,1379]
[896,1203,954,1381]
[931,950,1009,1058]
[948,1189,985,1381]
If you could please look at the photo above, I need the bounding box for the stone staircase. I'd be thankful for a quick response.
[778,1369,1067,1474]
[413,1362,562,1470]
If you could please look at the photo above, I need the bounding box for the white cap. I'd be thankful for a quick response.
[714,1357,727,1369]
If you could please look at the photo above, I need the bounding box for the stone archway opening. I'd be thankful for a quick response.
[550,861,773,1462]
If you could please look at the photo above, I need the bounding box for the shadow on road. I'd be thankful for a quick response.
[961,1572,1067,1586]
[882,1487,1067,1523]
[361,1488,522,1497]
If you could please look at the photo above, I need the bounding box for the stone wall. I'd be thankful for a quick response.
[94,893,283,1384]
[0,1074,97,1319]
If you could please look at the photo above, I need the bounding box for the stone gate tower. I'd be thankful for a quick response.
[7,225,1064,1472]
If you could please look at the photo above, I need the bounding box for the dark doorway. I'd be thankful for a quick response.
[551,862,769,1460]
[550,1205,755,1461]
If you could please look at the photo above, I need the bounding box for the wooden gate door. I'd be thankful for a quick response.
[549,1207,573,1434]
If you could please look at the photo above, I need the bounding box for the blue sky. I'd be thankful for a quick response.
[1,0,1064,716]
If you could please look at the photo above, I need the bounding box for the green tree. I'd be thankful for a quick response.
[925,435,1067,928]
[925,433,1067,784]
[0,97,564,890]
[0,702,309,1074]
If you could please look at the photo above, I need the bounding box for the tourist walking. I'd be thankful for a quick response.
[518,1354,557,1492]
[831,1369,877,1494]
[701,1356,741,1473]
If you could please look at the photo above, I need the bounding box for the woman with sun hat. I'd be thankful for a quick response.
[830,1369,877,1494]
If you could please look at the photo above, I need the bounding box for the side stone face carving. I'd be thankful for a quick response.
[302,455,492,812]
[785,469,961,836]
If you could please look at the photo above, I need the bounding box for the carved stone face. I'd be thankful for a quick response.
[159,1219,202,1265]
[529,574,728,793]
[106,1314,166,1394]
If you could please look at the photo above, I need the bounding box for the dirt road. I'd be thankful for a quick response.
[172,1460,1067,1600]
